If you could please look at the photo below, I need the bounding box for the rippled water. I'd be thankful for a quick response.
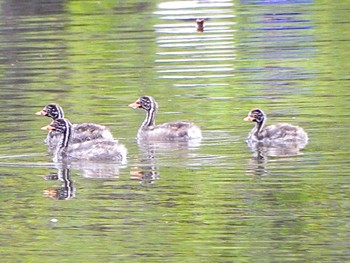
[0,0,349,262]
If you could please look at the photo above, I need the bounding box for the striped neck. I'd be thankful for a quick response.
[141,100,157,129]
[54,105,64,119]
[59,120,71,148]
[55,119,72,159]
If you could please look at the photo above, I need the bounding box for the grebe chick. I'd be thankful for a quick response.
[41,118,127,163]
[243,108,308,148]
[36,103,114,150]
[128,96,202,142]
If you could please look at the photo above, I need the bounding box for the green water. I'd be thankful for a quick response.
[0,0,349,262]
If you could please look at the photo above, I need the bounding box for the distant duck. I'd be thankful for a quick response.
[196,18,205,32]
[41,118,127,163]
[243,108,308,147]
[36,103,114,150]
[128,96,202,141]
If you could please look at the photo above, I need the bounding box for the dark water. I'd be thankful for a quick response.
[0,0,349,262]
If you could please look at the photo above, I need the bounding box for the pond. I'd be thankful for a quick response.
[0,0,349,262]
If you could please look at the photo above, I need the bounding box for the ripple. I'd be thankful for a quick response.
[155,0,235,83]
[157,0,233,10]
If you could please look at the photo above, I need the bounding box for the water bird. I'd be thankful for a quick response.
[196,18,205,32]
[128,96,202,142]
[41,118,127,163]
[243,108,308,148]
[36,103,114,150]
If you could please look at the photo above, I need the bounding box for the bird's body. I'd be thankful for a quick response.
[244,108,308,148]
[129,96,202,142]
[36,103,114,151]
[41,118,127,163]
[60,138,127,162]
[45,123,114,149]
[136,120,201,141]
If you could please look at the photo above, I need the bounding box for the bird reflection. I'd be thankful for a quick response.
[43,168,75,200]
[246,141,305,177]
[137,137,202,155]
[130,137,202,185]
[130,166,159,185]
[131,143,160,185]
[70,161,124,178]
[247,140,305,158]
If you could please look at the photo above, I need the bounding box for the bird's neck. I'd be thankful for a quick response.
[55,124,72,160]
[252,117,265,139]
[141,106,157,130]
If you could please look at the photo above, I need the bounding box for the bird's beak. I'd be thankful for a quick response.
[128,101,140,109]
[41,124,55,131]
[35,109,47,116]
[244,116,254,122]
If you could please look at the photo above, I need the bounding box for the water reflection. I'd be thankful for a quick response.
[154,0,235,84]
[2,0,66,17]
[70,161,124,178]
[246,154,268,177]
[0,0,348,261]
[240,1,314,94]
[131,138,203,184]
[246,143,304,175]
[138,139,202,162]
[130,166,159,185]
[42,160,126,200]
[43,167,75,200]
[134,141,159,185]
[0,0,67,88]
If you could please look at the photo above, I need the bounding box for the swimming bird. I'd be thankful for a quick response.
[41,118,127,163]
[243,108,308,148]
[36,103,114,151]
[128,96,202,141]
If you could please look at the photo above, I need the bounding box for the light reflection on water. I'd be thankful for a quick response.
[154,0,235,82]
[0,0,349,262]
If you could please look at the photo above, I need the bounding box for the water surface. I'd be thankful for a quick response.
[0,0,349,262]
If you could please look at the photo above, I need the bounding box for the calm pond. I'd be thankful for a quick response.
[0,0,349,262]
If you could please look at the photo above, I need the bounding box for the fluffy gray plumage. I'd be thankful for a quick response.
[129,96,202,142]
[244,108,308,148]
